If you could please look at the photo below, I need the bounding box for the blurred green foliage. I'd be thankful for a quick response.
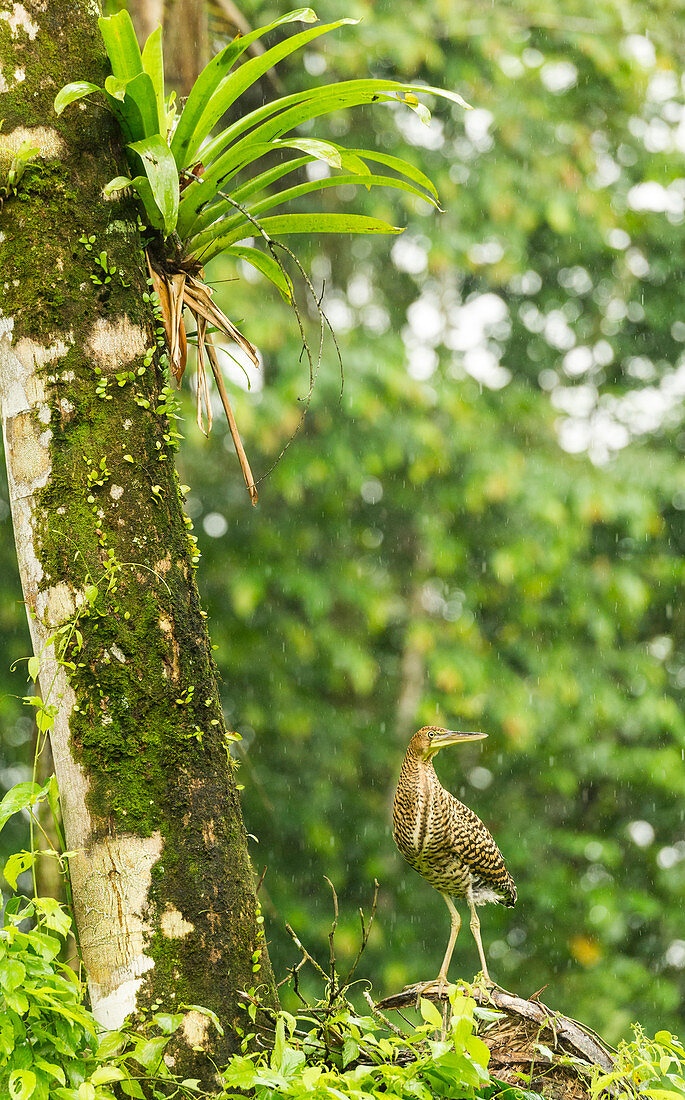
[2,0,685,1047]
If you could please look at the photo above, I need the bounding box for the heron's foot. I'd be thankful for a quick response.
[401,978,454,1003]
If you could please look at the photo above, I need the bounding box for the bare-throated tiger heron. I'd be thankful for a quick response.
[393,726,516,988]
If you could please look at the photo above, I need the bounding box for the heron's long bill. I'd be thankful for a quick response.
[431,730,487,749]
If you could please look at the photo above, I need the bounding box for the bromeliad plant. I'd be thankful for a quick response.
[55,8,468,500]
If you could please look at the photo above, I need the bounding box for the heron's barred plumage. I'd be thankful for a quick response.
[393,733,516,907]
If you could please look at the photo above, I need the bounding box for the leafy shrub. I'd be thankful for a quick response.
[0,896,97,1100]
[224,991,494,1100]
[591,1025,685,1100]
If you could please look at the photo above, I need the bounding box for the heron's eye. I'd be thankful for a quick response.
[427,730,434,739]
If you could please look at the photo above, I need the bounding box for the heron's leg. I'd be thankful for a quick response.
[436,892,461,988]
[466,889,491,982]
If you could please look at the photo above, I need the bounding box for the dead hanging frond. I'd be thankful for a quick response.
[146,251,259,505]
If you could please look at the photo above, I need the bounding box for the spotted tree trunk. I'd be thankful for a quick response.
[0,0,277,1081]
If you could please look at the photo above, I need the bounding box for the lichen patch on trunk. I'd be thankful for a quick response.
[73,831,163,1028]
[0,124,65,160]
[4,411,51,488]
[87,316,147,371]
[182,1010,210,1050]
[16,334,73,371]
[0,3,39,39]
[160,905,195,939]
[43,580,77,624]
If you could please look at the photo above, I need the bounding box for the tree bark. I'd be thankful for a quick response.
[0,0,277,1081]
[163,0,209,99]
[129,0,209,99]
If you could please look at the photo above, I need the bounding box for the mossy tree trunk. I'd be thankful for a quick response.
[0,0,277,1081]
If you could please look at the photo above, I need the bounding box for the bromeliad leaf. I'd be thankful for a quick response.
[223,246,294,302]
[128,136,179,237]
[98,9,144,82]
[189,169,439,260]
[141,24,166,135]
[104,175,134,196]
[209,212,403,250]
[107,71,160,143]
[170,8,320,170]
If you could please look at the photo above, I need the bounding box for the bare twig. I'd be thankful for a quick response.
[285,922,329,982]
[255,865,268,894]
[362,989,407,1039]
[323,875,339,998]
[342,878,379,989]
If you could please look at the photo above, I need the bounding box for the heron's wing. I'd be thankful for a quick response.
[445,792,517,905]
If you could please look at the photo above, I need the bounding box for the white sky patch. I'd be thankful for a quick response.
[543,310,576,351]
[522,47,544,68]
[305,159,330,182]
[558,266,593,295]
[324,294,354,333]
[541,61,578,94]
[468,239,504,266]
[607,228,630,250]
[391,235,429,275]
[552,384,598,417]
[498,54,524,79]
[554,356,685,463]
[406,294,444,345]
[303,51,327,76]
[627,181,684,218]
[446,292,508,352]
[463,347,511,390]
[395,110,445,151]
[407,345,438,380]
[510,270,543,296]
[647,70,679,102]
[625,248,651,277]
[361,304,390,334]
[642,117,674,154]
[628,820,655,847]
[401,289,513,391]
[202,512,228,538]
[622,34,656,68]
[563,346,594,377]
[591,152,621,188]
[464,108,494,152]
[347,272,373,307]
[665,940,685,968]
